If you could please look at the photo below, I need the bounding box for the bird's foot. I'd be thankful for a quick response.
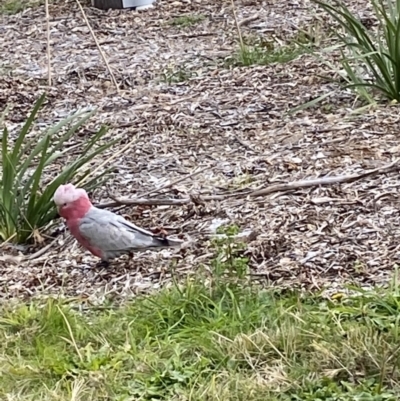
[151,226,169,238]
[95,260,110,269]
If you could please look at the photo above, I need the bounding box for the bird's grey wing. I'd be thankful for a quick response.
[79,209,163,253]
[114,216,157,238]
[90,207,157,238]
[78,216,135,252]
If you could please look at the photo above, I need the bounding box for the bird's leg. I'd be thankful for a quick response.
[95,260,110,268]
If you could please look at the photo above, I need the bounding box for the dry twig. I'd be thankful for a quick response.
[74,0,119,92]
[0,237,59,263]
[230,0,244,48]
[45,0,51,86]
[238,14,259,27]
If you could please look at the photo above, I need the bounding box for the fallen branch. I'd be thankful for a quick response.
[98,195,219,208]
[96,159,400,208]
[249,158,400,197]
[103,167,212,212]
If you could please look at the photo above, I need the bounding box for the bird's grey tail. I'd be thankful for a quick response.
[153,236,184,248]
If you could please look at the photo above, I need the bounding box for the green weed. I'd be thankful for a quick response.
[169,14,205,28]
[226,41,305,67]
[160,66,193,84]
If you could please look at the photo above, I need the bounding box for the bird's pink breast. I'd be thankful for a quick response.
[67,218,104,259]
[60,196,105,260]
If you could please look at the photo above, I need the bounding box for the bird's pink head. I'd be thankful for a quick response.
[53,183,92,220]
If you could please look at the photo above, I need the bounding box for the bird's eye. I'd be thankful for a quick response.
[63,203,67,206]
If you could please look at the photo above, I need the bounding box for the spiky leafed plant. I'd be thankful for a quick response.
[293,0,400,112]
[316,0,400,102]
[0,93,118,243]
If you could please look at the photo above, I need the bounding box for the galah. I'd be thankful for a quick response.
[53,183,183,267]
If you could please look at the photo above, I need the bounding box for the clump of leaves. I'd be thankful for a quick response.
[0,93,118,243]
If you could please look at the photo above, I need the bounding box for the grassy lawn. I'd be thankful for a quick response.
[1,235,400,400]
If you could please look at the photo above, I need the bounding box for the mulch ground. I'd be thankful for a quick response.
[1,0,400,302]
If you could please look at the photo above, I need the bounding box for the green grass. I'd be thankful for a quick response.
[226,42,306,67]
[168,14,205,28]
[2,280,400,400]
[0,0,42,14]
[1,232,400,400]
[225,31,316,68]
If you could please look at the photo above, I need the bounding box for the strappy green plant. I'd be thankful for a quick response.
[293,0,400,112]
[0,93,118,243]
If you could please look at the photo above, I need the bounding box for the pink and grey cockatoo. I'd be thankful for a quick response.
[53,183,183,267]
